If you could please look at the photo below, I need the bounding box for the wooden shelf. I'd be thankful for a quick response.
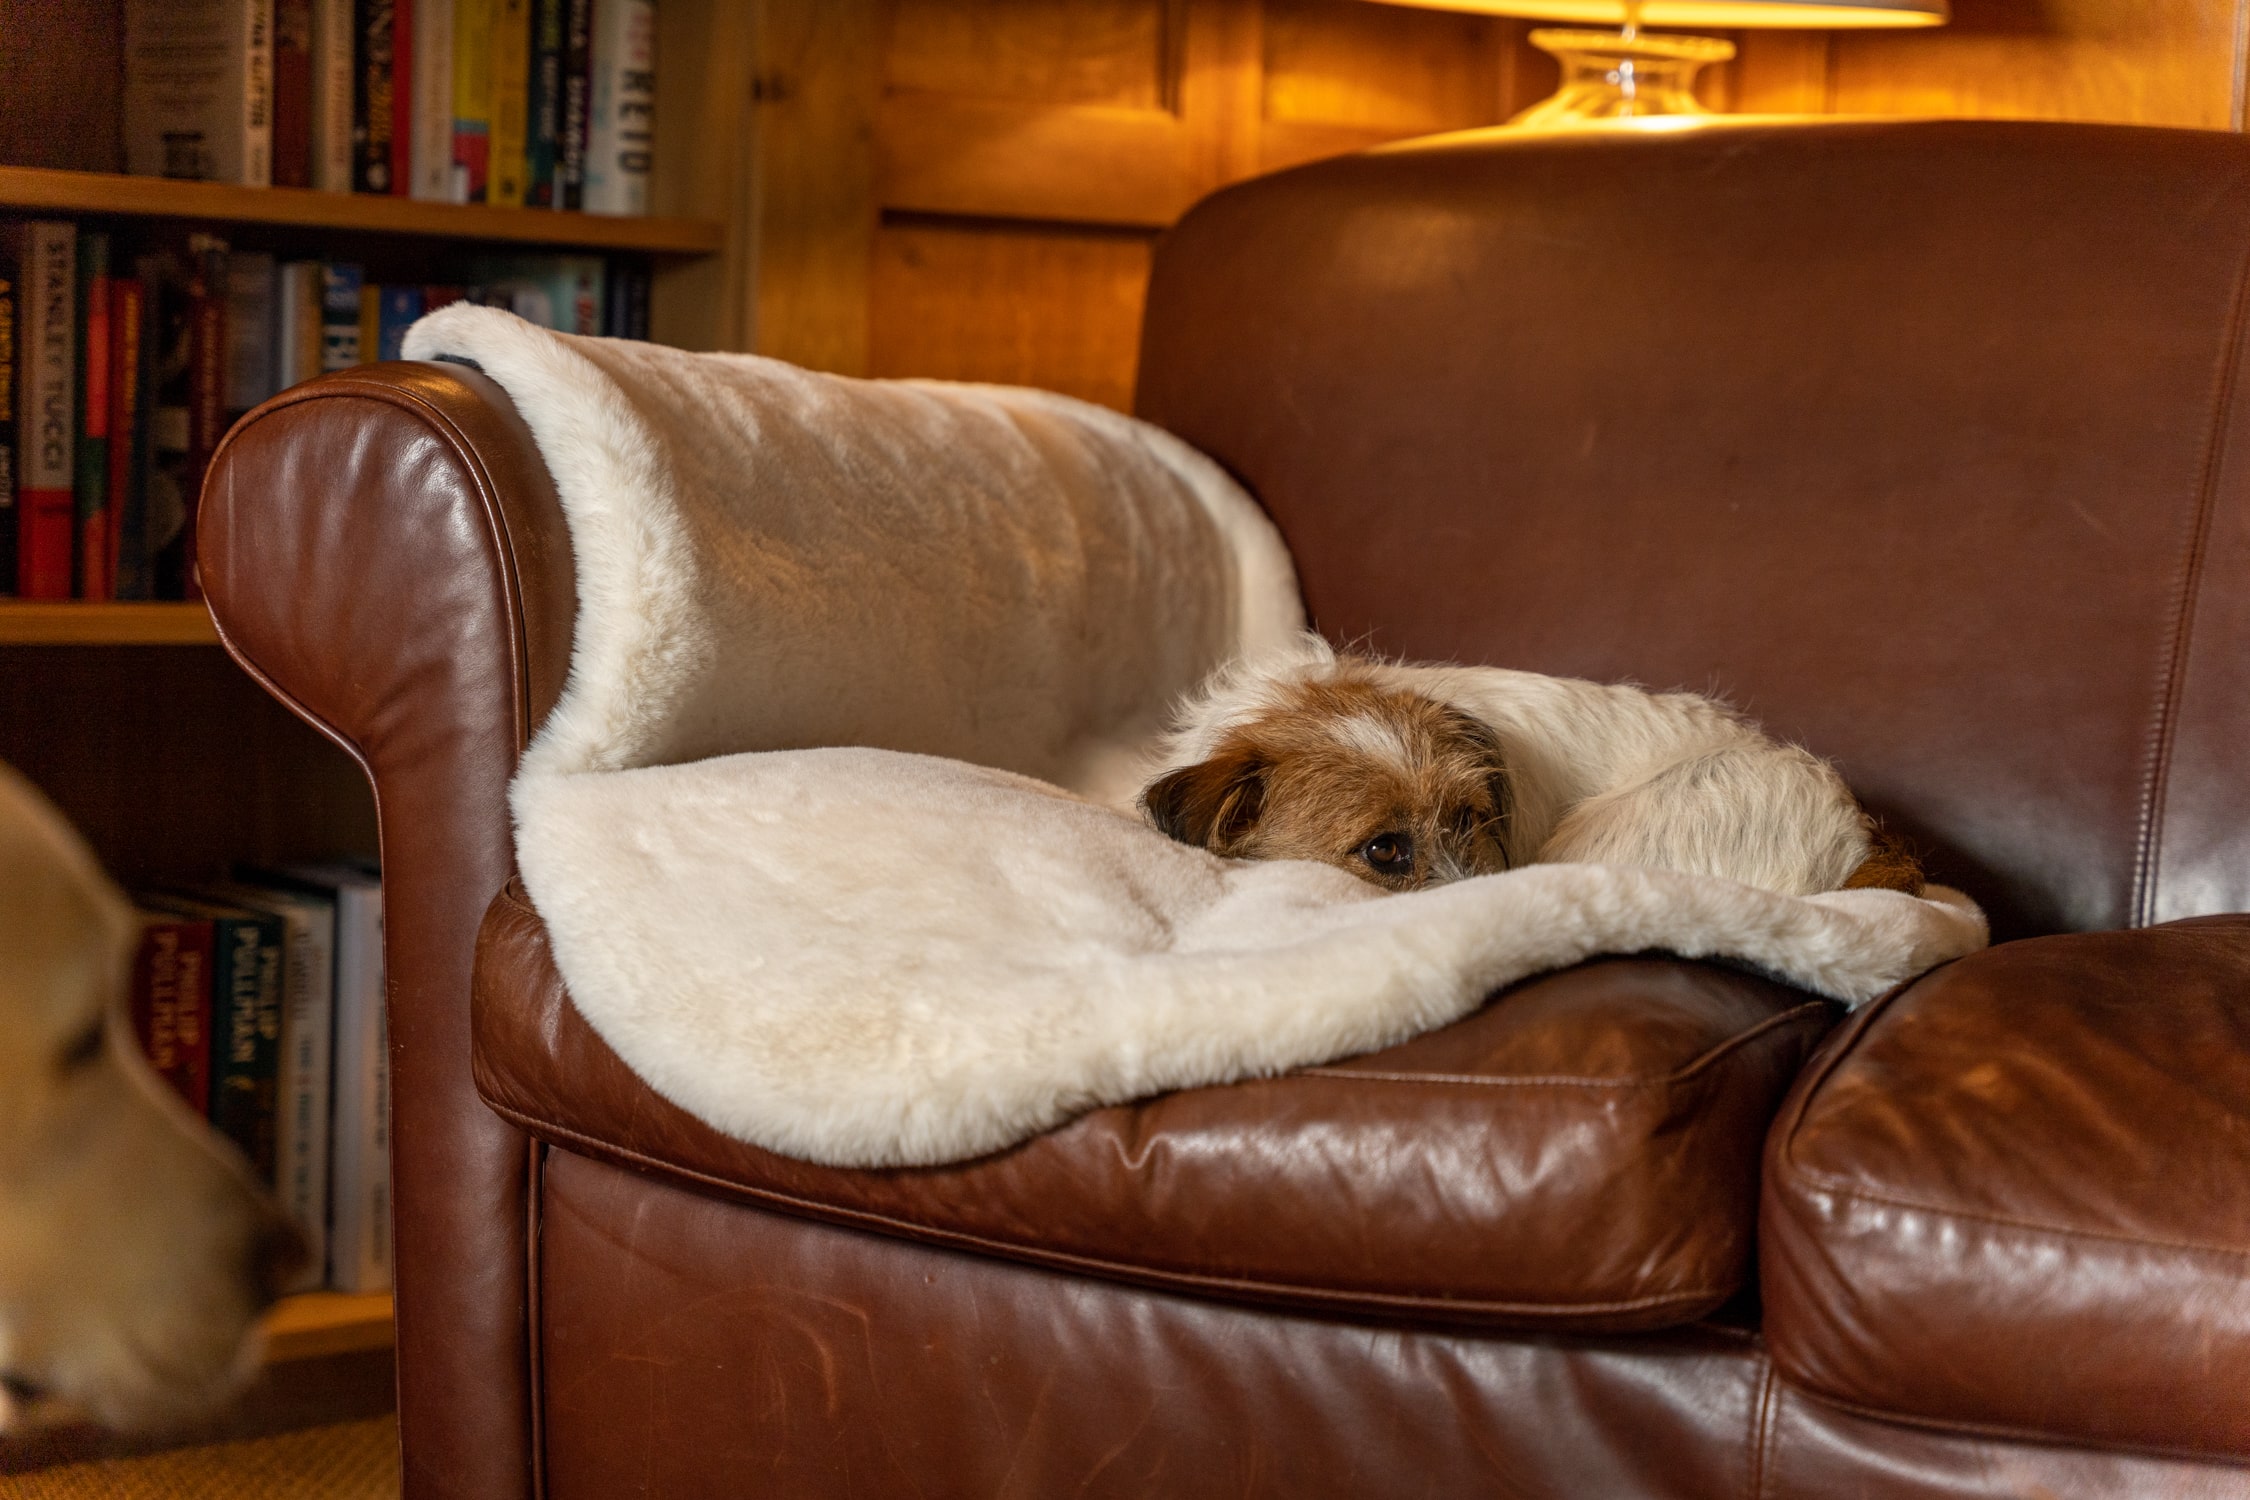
[0,602,219,645]
[261,1291,395,1363]
[0,165,723,255]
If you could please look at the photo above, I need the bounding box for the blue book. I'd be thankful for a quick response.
[320,263,364,370]
[376,285,424,361]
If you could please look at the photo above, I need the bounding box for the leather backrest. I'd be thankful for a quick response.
[1136,120,2250,940]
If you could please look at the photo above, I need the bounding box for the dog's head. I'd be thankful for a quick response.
[0,764,303,1433]
[1141,672,1512,891]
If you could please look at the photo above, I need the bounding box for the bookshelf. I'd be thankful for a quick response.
[261,1292,396,1364]
[0,601,217,645]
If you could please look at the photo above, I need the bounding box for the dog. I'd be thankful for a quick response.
[1140,638,1920,898]
[0,762,303,1433]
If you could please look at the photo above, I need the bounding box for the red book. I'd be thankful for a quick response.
[390,0,414,196]
[130,914,215,1115]
[75,243,111,602]
[181,238,228,603]
[106,279,143,595]
[274,0,315,188]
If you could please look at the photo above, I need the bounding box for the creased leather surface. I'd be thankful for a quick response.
[200,365,577,1500]
[1137,119,2250,942]
[477,880,1835,1329]
[1763,916,2250,1462]
[535,1149,1767,1500]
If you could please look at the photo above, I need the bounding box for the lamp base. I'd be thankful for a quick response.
[1508,28,1736,131]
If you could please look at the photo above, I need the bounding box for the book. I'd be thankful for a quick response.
[353,0,400,193]
[273,0,314,187]
[152,896,284,1181]
[216,880,335,1293]
[18,221,75,601]
[182,237,231,601]
[123,0,277,186]
[559,0,591,209]
[377,285,424,361]
[321,262,364,369]
[259,864,386,1295]
[450,0,494,203]
[129,912,215,1116]
[488,0,532,208]
[140,251,197,599]
[356,284,380,370]
[312,0,356,191]
[391,0,416,200]
[583,0,652,216]
[107,278,149,601]
[72,233,111,601]
[602,256,647,340]
[526,0,565,208]
[0,248,16,595]
[411,0,457,201]
[472,254,602,333]
[225,251,279,411]
[277,261,326,388]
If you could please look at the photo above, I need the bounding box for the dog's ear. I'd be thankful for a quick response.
[1440,706,1514,847]
[1140,745,1267,855]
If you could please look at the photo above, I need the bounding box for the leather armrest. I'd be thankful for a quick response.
[1761,915,2250,1462]
[199,363,576,1500]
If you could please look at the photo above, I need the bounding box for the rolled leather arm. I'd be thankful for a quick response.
[199,363,575,1500]
[1760,915,2250,1463]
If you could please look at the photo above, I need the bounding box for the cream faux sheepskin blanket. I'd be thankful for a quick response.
[404,306,1987,1169]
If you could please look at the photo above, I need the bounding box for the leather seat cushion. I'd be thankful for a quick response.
[1762,916,2250,1461]
[475,880,1836,1331]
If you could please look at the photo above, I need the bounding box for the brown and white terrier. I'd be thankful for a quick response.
[1141,640,1921,899]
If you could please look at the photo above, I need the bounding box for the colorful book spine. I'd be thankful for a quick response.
[182,238,230,602]
[450,0,493,203]
[142,250,196,599]
[223,883,334,1293]
[171,901,284,1181]
[526,0,564,208]
[353,0,399,193]
[411,0,456,201]
[225,251,279,410]
[107,279,147,601]
[559,0,590,209]
[390,0,415,198]
[320,262,364,369]
[73,232,112,601]
[312,0,356,191]
[277,261,326,389]
[487,0,532,208]
[122,0,276,186]
[130,913,215,1116]
[17,222,75,600]
[376,286,424,361]
[0,247,17,595]
[583,0,652,216]
[273,0,314,187]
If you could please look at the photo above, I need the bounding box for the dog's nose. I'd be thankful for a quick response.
[249,1213,313,1308]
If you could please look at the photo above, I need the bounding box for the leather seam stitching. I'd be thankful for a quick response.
[1773,1171,2250,1263]
[1775,1371,2250,1473]
[2132,224,2250,926]
[1298,1001,1833,1090]
[491,1099,1732,1319]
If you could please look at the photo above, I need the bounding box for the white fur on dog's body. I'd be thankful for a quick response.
[1159,636,1873,897]
[0,764,282,1431]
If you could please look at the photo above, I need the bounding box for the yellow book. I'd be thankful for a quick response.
[451,0,495,203]
[357,285,380,367]
[487,0,532,208]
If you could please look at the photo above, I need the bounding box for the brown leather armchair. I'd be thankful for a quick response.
[200,120,2250,1499]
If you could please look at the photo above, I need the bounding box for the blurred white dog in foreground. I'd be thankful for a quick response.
[0,762,301,1432]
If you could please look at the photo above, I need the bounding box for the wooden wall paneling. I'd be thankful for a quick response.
[1258,0,1510,170]
[867,215,1154,409]
[886,0,1170,107]
[1826,0,2240,130]
[735,0,883,372]
[650,0,758,352]
[0,649,378,889]
[1730,33,1834,116]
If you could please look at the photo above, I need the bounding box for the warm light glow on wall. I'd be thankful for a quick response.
[1358,0,1947,23]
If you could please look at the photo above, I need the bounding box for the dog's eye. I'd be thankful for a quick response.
[56,1018,106,1074]
[1360,833,1413,872]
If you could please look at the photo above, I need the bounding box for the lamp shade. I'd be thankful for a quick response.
[1360,0,1946,24]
